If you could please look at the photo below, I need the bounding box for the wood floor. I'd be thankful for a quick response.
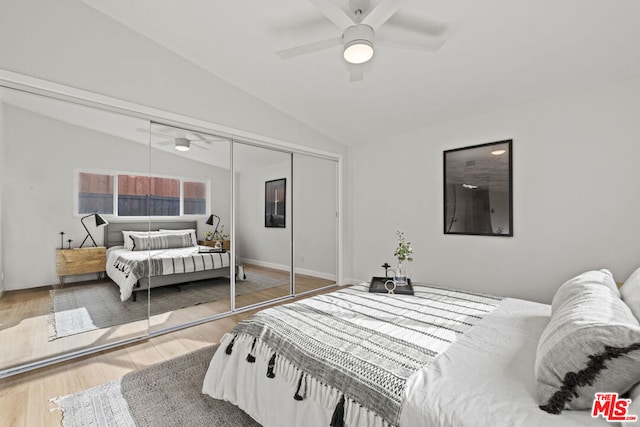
[0,265,335,427]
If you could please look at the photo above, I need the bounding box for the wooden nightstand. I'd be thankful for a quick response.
[198,239,231,250]
[56,246,107,285]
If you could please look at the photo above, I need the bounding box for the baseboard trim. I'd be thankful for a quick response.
[240,258,337,281]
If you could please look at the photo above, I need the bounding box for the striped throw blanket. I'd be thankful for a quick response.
[226,283,503,426]
[113,247,230,280]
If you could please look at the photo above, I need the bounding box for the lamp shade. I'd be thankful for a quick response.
[206,214,215,226]
[94,213,108,227]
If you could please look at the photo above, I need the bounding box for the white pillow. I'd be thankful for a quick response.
[536,269,640,414]
[550,269,618,313]
[621,267,640,320]
[159,229,198,247]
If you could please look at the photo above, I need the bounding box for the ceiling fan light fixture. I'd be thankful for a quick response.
[344,41,374,64]
[343,24,375,64]
[174,137,190,151]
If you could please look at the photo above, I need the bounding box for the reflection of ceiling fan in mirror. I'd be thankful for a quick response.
[277,0,446,81]
[143,126,226,152]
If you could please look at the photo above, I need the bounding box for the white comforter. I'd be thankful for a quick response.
[400,298,616,427]
[106,245,229,301]
[203,287,618,427]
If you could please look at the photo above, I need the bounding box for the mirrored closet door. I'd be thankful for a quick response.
[0,75,342,377]
[0,87,152,372]
[233,142,292,309]
[292,153,338,295]
[147,122,232,333]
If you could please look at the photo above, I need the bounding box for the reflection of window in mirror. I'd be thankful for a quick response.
[77,171,209,217]
[444,140,513,236]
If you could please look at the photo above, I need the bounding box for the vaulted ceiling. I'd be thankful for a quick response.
[82,0,640,146]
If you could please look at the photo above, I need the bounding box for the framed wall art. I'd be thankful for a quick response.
[265,178,286,228]
[443,140,513,236]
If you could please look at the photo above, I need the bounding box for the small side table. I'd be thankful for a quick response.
[55,246,106,285]
[198,239,231,251]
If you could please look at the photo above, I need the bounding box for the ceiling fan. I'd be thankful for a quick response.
[141,126,225,152]
[277,0,446,81]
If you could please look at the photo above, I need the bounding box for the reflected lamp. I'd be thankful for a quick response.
[79,213,108,248]
[206,214,221,238]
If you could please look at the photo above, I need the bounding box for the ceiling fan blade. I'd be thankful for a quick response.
[386,13,447,37]
[271,16,334,37]
[189,131,229,143]
[377,36,446,52]
[185,131,212,144]
[310,0,354,30]
[349,65,364,82]
[157,140,173,146]
[361,0,400,30]
[146,130,178,138]
[192,142,207,150]
[277,37,342,59]
[137,127,172,137]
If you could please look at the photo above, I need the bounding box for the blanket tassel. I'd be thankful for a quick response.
[266,353,276,378]
[293,372,306,401]
[225,335,237,355]
[246,337,257,363]
[330,395,345,427]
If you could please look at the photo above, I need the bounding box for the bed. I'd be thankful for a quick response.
[104,220,231,301]
[202,269,640,427]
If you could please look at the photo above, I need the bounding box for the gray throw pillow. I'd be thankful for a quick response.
[535,269,640,414]
[129,232,193,251]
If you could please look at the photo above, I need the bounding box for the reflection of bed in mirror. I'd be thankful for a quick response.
[104,220,231,301]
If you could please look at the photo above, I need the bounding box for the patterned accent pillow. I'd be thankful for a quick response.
[621,267,640,320]
[158,229,198,247]
[122,231,149,250]
[129,232,193,251]
[535,269,640,414]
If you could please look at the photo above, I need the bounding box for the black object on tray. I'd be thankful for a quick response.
[199,248,226,253]
[369,276,414,295]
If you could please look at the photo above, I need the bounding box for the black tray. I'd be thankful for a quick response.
[199,248,226,253]
[368,276,414,295]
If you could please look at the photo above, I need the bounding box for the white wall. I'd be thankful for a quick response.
[2,104,230,290]
[349,77,640,303]
[235,150,291,270]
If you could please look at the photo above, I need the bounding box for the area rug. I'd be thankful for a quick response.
[52,345,261,427]
[49,270,284,340]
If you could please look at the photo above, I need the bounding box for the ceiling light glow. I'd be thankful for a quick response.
[491,149,506,156]
[344,41,374,64]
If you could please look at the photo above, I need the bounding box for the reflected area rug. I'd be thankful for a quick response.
[52,345,261,427]
[49,270,284,340]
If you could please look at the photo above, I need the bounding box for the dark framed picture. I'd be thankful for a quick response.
[265,178,286,228]
[444,140,513,236]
